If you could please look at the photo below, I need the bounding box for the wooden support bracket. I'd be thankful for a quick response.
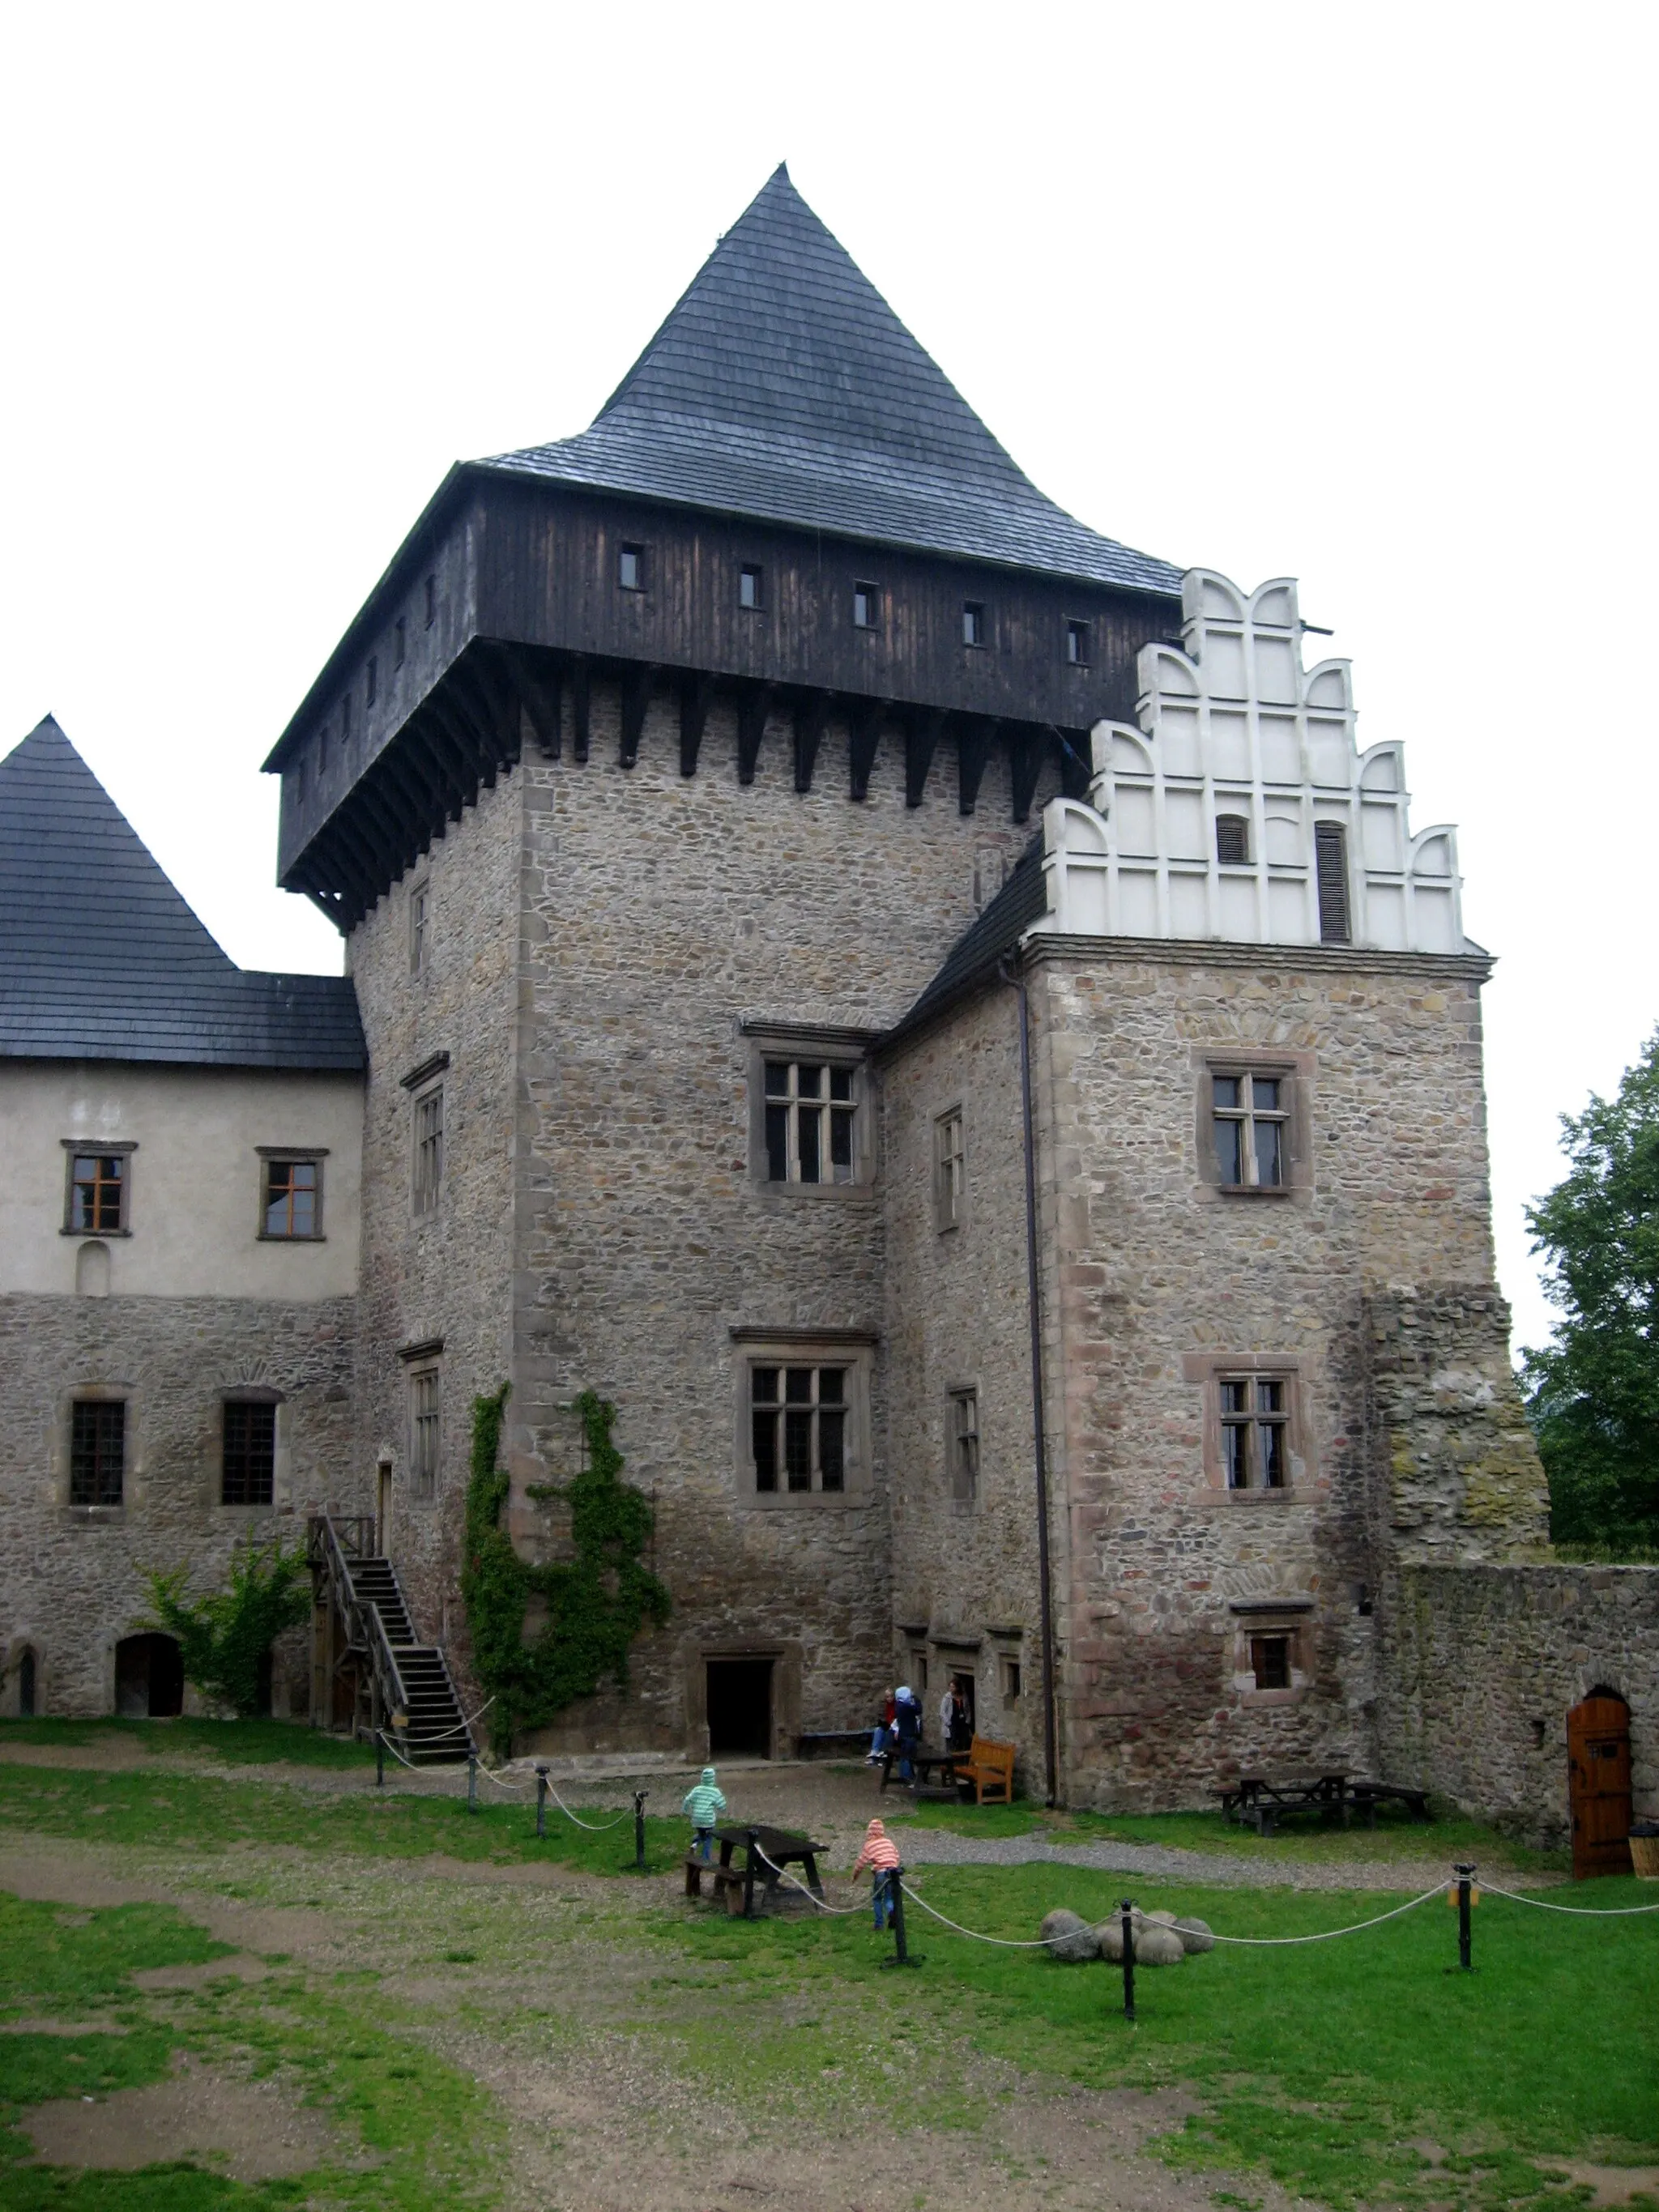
[905,707,945,809]
[1009,728,1045,824]
[957,716,996,816]
[736,682,774,785]
[680,671,714,778]
[620,663,657,769]
[569,656,591,764]
[847,697,887,802]
[792,690,833,794]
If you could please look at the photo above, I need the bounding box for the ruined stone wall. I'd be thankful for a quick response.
[0,1291,356,1716]
[1021,937,1501,1809]
[881,983,1050,1787]
[345,768,522,1664]
[507,684,1056,1757]
[1376,1563,1659,1843]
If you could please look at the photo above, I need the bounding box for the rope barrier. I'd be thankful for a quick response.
[1201,1882,1451,1945]
[1479,1880,1659,1917]
[543,1779,633,1832]
[751,1844,866,1915]
[898,1881,1076,1947]
[374,1729,422,1773]
[409,1695,497,1745]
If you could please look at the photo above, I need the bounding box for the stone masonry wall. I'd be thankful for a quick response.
[1376,1563,1659,1843]
[881,981,1050,1788]
[0,1291,356,1716]
[1023,938,1501,1809]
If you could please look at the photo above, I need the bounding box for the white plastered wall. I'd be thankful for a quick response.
[0,1063,362,1298]
[1032,571,1463,953]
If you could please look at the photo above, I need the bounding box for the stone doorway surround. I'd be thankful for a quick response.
[680,1635,801,1763]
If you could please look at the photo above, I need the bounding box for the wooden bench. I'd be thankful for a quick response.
[683,1855,748,1912]
[953,1735,1016,1806]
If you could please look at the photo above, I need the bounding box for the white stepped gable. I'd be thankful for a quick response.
[1031,571,1463,953]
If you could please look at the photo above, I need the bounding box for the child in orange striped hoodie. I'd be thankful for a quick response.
[851,1816,901,1930]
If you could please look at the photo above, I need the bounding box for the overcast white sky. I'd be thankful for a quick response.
[2,4,1653,1353]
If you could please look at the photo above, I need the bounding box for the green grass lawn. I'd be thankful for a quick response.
[0,1718,376,1770]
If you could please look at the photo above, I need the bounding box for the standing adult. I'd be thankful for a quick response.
[892,1685,923,1782]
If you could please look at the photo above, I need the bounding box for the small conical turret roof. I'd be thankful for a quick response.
[483,166,1178,594]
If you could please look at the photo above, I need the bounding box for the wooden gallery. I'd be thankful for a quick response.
[1,168,1652,1865]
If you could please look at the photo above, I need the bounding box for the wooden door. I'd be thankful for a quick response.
[1567,1693,1632,1879]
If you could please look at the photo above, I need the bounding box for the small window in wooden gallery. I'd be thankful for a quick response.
[1251,1634,1291,1690]
[409,1368,441,1498]
[618,543,646,591]
[852,582,879,629]
[962,601,985,647]
[750,1365,847,1494]
[366,656,377,708]
[1065,618,1090,665]
[764,1060,856,1184]
[949,1387,979,1507]
[412,1088,444,1214]
[1211,1072,1286,1188]
[70,1399,125,1507]
[1219,1376,1289,1489]
[262,1157,320,1238]
[740,565,764,609]
[1215,813,1251,865]
[409,880,429,977]
[1316,822,1351,943]
[935,1107,965,1230]
[424,573,437,628]
[318,722,329,777]
[394,616,406,668]
[222,1400,275,1506]
[66,1151,130,1234]
[341,693,352,741]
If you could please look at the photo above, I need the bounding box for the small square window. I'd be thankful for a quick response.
[412,1088,444,1215]
[222,1400,275,1506]
[618,543,646,591]
[949,1387,979,1507]
[70,1399,125,1507]
[1065,619,1090,666]
[66,1152,128,1234]
[424,573,437,629]
[740,565,764,610]
[366,656,377,708]
[962,602,986,647]
[1251,1634,1291,1691]
[935,1107,965,1230]
[262,1157,321,1238]
[409,1369,441,1499]
[852,582,880,629]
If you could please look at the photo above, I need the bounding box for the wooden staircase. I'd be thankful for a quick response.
[309,1516,474,1762]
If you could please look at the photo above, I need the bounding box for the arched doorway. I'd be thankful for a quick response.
[1567,1689,1632,1879]
[114,1634,184,1719]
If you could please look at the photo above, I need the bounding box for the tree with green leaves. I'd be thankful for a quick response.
[1521,1028,1659,1552]
[143,1536,312,1716]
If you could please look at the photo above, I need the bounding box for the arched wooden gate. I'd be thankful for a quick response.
[1567,1690,1632,1879]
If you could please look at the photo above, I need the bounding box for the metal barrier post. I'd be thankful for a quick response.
[1456,1862,1475,1971]
[535,1764,548,1840]
[743,1827,760,1920]
[1120,1901,1137,2022]
[882,1865,922,1969]
[376,1732,385,1789]
[633,1790,649,1872]
[467,1754,478,1813]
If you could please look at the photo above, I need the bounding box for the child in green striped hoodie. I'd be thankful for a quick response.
[682,1766,727,1860]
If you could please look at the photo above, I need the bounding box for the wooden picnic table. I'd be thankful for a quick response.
[684,1824,829,1916]
[1218,1772,1431,1835]
[879,1746,959,1798]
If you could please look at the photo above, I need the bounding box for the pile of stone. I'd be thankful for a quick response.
[1039,1906,1214,1965]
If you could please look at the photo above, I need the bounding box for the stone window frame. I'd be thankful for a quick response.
[401,1345,443,1503]
[1181,1352,1314,1502]
[401,1052,450,1219]
[60,1140,136,1238]
[947,1380,980,1514]
[1229,1600,1316,1708]
[729,1328,876,1511]
[1192,1047,1314,1201]
[62,1383,130,1522]
[934,1103,966,1233]
[256,1148,328,1242]
[743,1024,879,1199]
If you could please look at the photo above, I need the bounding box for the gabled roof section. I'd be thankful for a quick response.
[0,718,365,1071]
[482,166,1181,595]
[889,835,1050,1041]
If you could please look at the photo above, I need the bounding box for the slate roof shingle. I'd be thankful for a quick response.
[892,836,1051,1040]
[0,718,365,1071]
[482,167,1182,597]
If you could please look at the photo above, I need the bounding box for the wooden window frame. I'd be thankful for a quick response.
[411,1085,444,1217]
[730,1332,874,1511]
[69,1396,126,1511]
[1183,1353,1313,1500]
[745,1029,875,1196]
[221,1395,278,1508]
[617,542,646,592]
[948,1384,979,1513]
[60,1140,135,1237]
[1209,1069,1289,1192]
[1194,1050,1312,1200]
[409,877,430,978]
[739,564,765,611]
[1065,618,1091,666]
[407,1364,441,1502]
[934,1106,966,1232]
[256,1149,326,1241]
[851,580,881,630]
[1230,1604,1314,1706]
[962,601,987,648]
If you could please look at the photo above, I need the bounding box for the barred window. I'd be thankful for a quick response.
[412,1089,443,1214]
[764,1061,856,1185]
[70,1400,125,1507]
[409,1370,441,1498]
[1219,1377,1288,1489]
[949,1387,979,1507]
[67,1153,127,1234]
[222,1401,275,1507]
[1212,1072,1286,1189]
[935,1108,965,1230]
[262,1158,320,1238]
[750,1366,846,1495]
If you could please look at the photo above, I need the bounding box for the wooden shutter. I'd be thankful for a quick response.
[1315,823,1350,943]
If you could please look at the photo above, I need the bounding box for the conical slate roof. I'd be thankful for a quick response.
[482,167,1179,595]
[0,717,364,1068]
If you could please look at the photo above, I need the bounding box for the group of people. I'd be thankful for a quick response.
[866,1681,971,1776]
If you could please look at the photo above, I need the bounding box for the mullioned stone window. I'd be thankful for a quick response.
[1182,1353,1312,1499]
[934,1106,965,1231]
[730,1330,875,1508]
[744,1025,876,1193]
[1192,1049,1312,1199]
